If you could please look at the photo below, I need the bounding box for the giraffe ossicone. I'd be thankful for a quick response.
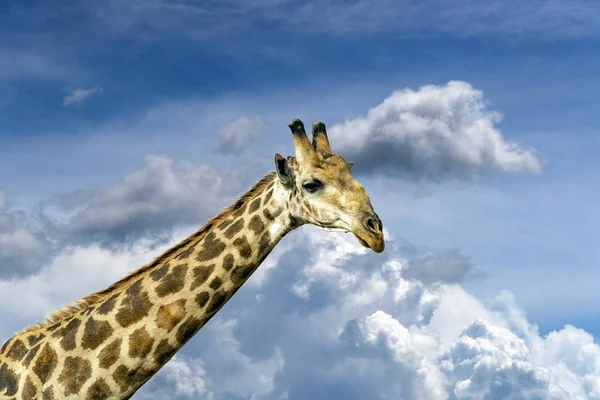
[0,118,384,399]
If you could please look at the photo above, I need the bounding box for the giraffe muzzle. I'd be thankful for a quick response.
[353,213,385,253]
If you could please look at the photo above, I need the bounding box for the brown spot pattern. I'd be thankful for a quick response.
[59,356,92,396]
[248,215,265,235]
[263,208,276,220]
[154,339,177,365]
[264,189,273,204]
[231,263,256,285]
[223,254,234,271]
[115,279,152,327]
[190,264,215,291]
[22,377,37,400]
[0,363,18,396]
[0,338,11,355]
[82,306,96,317]
[149,263,170,281]
[206,290,229,314]
[260,230,271,243]
[258,232,272,260]
[43,387,55,400]
[97,294,118,315]
[233,236,252,259]
[232,203,247,217]
[112,365,153,392]
[129,327,155,359]
[289,214,300,227]
[249,198,261,213]
[22,344,41,367]
[209,277,223,290]
[155,264,188,297]
[33,344,58,384]
[86,378,112,400]
[6,339,27,361]
[111,365,131,392]
[98,338,122,369]
[156,299,187,331]
[82,318,113,350]
[51,318,81,351]
[27,333,45,347]
[218,218,233,230]
[176,317,203,345]
[177,245,196,261]
[196,233,226,262]
[196,291,210,308]
[223,219,244,239]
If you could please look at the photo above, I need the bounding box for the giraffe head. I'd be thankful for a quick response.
[274,118,385,253]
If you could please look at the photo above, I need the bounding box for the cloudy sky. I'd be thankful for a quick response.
[2,0,600,398]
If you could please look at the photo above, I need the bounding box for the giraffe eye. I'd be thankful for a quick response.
[303,180,323,193]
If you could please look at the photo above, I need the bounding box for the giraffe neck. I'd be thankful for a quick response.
[0,173,298,399]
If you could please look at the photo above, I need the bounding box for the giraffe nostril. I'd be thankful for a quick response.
[365,217,380,233]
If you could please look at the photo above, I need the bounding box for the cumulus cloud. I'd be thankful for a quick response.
[402,250,480,284]
[63,85,102,106]
[328,81,543,182]
[0,238,167,338]
[533,326,600,399]
[2,221,600,400]
[136,357,214,399]
[47,155,266,244]
[0,208,52,279]
[216,115,267,155]
[440,319,570,399]
[1,161,598,400]
[340,310,449,399]
[144,229,600,400]
[0,153,268,277]
[0,150,591,400]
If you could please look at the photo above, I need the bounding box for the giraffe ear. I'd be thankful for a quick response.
[347,161,354,170]
[274,153,293,187]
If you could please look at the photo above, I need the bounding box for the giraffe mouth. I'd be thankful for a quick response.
[353,231,385,253]
[355,234,370,248]
[320,226,348,233]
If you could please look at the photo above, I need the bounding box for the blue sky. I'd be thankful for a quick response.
[2,1,600,399]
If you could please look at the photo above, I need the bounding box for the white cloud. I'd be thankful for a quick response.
[328,81,542,182]
[342,310,449,399]
[283,0,600,38]
[162,358,213,398]
[440,319,570,400]
[162,229,600,400]
[402,250,479,284]
[63,86,102,107]
[86,0,600,40]
[0,49,76,81]
[136,356,214,399]
[0,86,590,399]
[47,155,264,244]
[1,219,600,400]
[216,115,267,155]
[530,325,600,400]
[0,209,52,279]
[0,239,165,339]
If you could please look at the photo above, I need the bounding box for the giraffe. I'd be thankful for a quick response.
[0,118,384,399]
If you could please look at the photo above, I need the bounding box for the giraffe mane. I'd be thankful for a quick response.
[18,172,277,334]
